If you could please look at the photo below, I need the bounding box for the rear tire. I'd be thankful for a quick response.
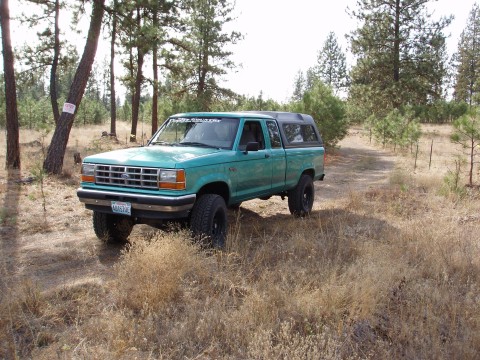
[92,211,133,244]
[190,194,227,248]
[288,174,314,217]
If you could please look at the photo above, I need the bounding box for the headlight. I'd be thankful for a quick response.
[81,164,95,183]
[159,169,186,190]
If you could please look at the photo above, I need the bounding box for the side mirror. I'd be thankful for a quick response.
[244,141,259,154]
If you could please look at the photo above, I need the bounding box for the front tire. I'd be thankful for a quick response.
[288,174,314,217]
[92,211,134,244]
[190,194,227,248]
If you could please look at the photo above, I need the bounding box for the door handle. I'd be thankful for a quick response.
[265,154,270,158]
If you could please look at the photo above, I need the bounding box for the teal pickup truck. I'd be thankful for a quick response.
[77,111,325,247]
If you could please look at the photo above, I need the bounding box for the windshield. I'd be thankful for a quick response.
[149,116,239,150]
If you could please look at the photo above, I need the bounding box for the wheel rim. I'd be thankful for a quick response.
[212,210,225,236]
[302,184,314,210]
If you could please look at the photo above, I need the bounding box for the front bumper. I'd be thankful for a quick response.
[77,188,196,219]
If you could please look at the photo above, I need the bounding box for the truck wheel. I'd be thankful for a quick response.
[92,211,133,244]
[190,194,227,248]
[288,174,314,217]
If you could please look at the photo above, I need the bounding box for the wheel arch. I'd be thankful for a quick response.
[300,168,315,180]
[197,181,230,204]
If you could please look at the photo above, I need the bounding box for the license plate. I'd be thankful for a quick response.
[111,201,132,216]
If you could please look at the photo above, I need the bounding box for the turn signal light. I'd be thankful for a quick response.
[81,175,95,183]
[159,169,186,190]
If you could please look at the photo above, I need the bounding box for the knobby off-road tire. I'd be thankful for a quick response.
[288,174,314,217]
[190,194,228,249]
[92,211,134,244]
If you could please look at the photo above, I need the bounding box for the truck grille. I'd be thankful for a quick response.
[95,165,159,189]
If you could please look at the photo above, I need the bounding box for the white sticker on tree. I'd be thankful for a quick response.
[63,103,76,114]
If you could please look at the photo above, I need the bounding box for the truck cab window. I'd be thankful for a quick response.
[267,120,282,148]
[239,121,265,150]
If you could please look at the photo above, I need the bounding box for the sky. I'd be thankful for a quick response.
[223,0,478,102]
[6,0,480,103]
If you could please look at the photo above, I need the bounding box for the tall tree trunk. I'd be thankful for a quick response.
[468,17,478,106]
[1,0,21,169]
[130,6,143,143]
[152,47,158,135]
[50,0,61,125]
[151,9,159,135]
[110,0,117,136]
[393,0,401,84]
[130,48,143,142]
[469,137,474,186]
[43,0,105,174]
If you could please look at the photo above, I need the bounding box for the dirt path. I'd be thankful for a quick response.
[0,130,396,293]
[321,130,396,201]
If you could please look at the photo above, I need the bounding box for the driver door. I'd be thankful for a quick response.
[233,119,273,199]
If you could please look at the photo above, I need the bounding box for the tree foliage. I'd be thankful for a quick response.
[19,0,78,124]
[314,32,349,95]
[291,80,348,148]
[453,3,480,106]
[450,109,480,186]
[116,0,178,141]
[171,0,242,111]
[366,109,421,149]
[348,0,452,119]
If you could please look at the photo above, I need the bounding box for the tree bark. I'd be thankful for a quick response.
[151,10,159,135]
[50,0,61,125]
[130,6,143,143]
[393,0,401,84]
[1,0,21,169]
[43,0,105,174]
[110,0,117,136]
[130,48,143,142]
[152,48,158,135]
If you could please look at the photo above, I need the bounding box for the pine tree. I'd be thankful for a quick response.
[292,70,305,101]
[109,0,119,136]
[453,3,480,106]
[147,0,178,135]
[174,0,242,111]
[349,0,452,118]
[450,109,480,186]
[117,0,177,141]
[315,32,348,95]
[291,80,347,148]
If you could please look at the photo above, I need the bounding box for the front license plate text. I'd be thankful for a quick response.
[111,201,131,216]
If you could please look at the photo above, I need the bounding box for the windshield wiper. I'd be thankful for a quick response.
[179,141,218,149]
[151,140,172,146]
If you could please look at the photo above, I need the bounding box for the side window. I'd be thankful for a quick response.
[283,124,303,143]
[303,125,318,142]
[267,120,282,148]
[239,120,265,150]
[283,124,318,144]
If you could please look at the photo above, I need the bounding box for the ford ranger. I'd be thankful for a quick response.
[77,111,325,247]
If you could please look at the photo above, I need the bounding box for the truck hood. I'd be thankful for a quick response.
[83,145,223,168]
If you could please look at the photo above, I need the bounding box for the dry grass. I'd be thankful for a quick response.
[0,123,479,359]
